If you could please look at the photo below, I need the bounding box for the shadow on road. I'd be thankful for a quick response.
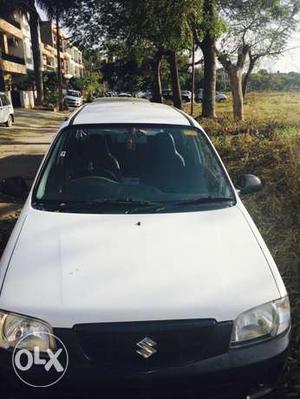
[0,154,43,185]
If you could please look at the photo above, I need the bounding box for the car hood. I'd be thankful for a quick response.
[0,205,280,328]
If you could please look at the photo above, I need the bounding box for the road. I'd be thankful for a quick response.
[0,108,68,219]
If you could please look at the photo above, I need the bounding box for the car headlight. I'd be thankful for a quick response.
[231,296,290,346]
[0,311,55,352]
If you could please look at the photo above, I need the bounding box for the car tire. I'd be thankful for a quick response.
[5,115,13,127]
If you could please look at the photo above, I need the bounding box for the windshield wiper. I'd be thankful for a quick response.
[166,197,235,206]
[35,199,164,213]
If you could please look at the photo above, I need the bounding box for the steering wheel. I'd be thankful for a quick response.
[93,168,120,182]
[70,170,119,185]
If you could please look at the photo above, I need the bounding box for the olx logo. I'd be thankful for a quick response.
[12,332,69,388]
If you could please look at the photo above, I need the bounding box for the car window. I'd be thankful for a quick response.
[33,125,235,213]
[0,94,10,106]
[67,91,80,97]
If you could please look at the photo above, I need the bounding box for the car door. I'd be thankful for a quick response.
[0,94,10,122]
[0,96,4,123]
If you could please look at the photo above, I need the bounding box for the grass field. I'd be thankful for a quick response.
[0,92,299,397]
[190,91,300,396]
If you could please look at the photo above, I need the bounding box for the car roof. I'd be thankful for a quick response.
[69,98,194,126]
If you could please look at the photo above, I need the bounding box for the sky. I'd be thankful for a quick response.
[37,7,300,73]
[263,32,300,73]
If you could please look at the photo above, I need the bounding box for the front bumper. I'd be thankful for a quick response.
[64,99,82,107]
[0,329,289,398]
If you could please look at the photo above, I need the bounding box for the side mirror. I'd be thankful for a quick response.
[0,176,29,200]
[237,174,262,195]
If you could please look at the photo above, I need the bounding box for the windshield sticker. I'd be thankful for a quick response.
[184,130,197,137]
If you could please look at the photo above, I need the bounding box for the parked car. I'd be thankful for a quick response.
[118,92,132,97]
[0,98,290,398]
[64,89,83,107]
[181,90,192,102]
[136,90,152,100]
[162,89,172,100]
[216,91,228,102]
[0,92,14,127]
[105,91,118,97]
[196,89,228,103]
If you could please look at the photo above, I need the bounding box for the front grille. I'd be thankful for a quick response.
[74,319,232,372]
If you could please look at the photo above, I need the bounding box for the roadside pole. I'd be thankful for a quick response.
[56,12,64,112]
[191,36,195,116]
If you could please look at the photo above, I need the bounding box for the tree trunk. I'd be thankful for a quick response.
[200,0,217,118]
[152,51,163,103]
[242,59,256,99]
[0,50,5,92]
[200,36,217,118]
[56,12,64,111]
[190,37,195,116]
[28,6,44,105]
[228,68,244,121]
[168,50,182,110]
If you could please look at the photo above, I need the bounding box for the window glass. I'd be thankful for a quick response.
[0,95,10,106]
[33,125,235,213]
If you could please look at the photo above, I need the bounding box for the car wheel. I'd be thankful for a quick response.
[5,115,13,127]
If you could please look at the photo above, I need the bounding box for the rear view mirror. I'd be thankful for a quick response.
[237,174,262,195]
[0,176,29,200]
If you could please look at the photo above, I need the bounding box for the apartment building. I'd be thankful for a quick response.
[0,12,33,91]
[40,21,84,80]
[0,12,84,107]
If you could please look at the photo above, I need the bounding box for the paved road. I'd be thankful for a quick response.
[0,108,68,182]
[0,108,69,219]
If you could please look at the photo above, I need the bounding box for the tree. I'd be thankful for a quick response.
[134,0,202,109]
[199,0,217,118]
[38,0,73,110]
[242,1,300,98]
[152,50,163,103]
[218,0,300,120]
[0,1,7,91]
[63,0,202,109]
[27,0,44,105]
[218,44,249,120]
[192,0,224,118]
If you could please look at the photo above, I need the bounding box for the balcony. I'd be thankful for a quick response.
[0,18,23,39]
[3,16,21,30]
[2,53,25,65]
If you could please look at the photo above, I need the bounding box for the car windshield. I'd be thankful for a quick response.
[32,125,235,213]
[67,91,80,97]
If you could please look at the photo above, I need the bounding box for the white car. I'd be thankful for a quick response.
[118,92,132,97]
[216,91,227,102]
[0,99,290,398]
[181,90,192,102]
[0,92,14,127]
[64,89,83,107]
[197,89,227,103]
[136,90,152,100]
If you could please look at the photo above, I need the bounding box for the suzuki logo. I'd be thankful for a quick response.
[136,337,157,359]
